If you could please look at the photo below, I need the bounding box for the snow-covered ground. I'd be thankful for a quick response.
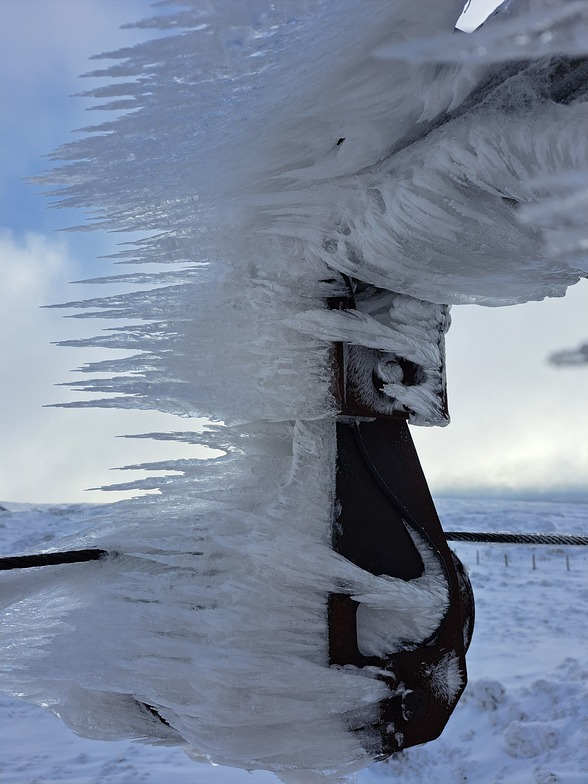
[2,496,586,784]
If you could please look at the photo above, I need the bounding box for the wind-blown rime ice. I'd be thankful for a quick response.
[43,0,588,424]
[0,421,449,780]
[3,0,588,781]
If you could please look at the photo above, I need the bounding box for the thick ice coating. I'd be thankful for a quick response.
[2,1,588,781]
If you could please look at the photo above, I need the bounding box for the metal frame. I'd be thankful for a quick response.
[328,285,474,755]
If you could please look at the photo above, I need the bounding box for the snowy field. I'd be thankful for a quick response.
[1,495,586,784]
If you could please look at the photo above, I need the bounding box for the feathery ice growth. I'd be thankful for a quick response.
[2,1,588,782]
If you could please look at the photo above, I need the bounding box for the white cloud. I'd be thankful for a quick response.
[413,279,588,497]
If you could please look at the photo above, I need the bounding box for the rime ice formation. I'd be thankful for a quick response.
[2,1,588,781]
[549,341,588,364]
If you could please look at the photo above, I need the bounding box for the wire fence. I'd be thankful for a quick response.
[452,544,587,572]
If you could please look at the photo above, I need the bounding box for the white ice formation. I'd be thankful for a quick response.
[2,1,588,781]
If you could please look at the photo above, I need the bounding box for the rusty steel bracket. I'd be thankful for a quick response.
[329,418,473,755]
[327,283,473,756]
[327,283,449,424]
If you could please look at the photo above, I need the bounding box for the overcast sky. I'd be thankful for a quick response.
[1,0,587,504]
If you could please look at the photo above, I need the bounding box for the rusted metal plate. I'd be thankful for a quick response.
[329,417,473,755]
[334,419,424,581]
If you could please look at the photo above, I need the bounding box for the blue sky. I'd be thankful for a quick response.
[1,0,587,503]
